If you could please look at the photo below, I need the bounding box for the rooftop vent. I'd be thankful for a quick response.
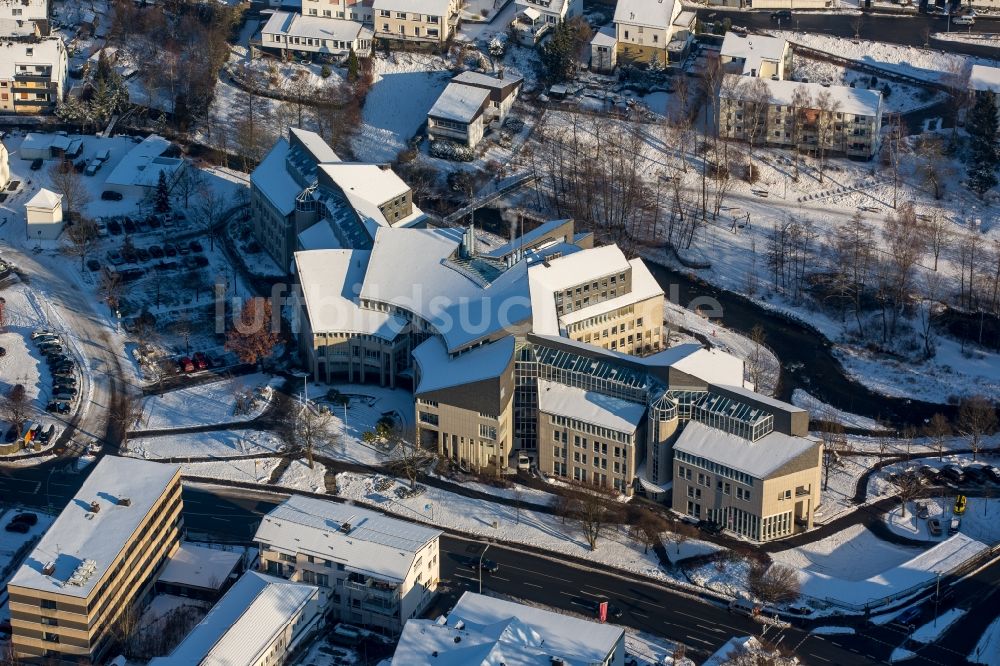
[89,501,100,513]
[551,658,566,666]
[432,651,438,658]
[454,636,461,644]
[454,620,465,630]
[42,562,55,576]
[340,522,352,534]
[117,497,131,507]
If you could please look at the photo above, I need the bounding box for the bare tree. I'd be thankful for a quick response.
[881,113,907,209]
[48,161,91,217]
[1,384,29,437]
[736,76,772,182]
[173,167,203,210]
[819,420,848,491]
[747,324,768,393]
[958,395,998,461]
[915,135,953,200]
[813,90,842,184]
[99,270,124,314]
[196,182,225,251]
[108,599,143,658]
[790,85,813,180]
[877,203,926,342]
[921,211,953,272]
[747,562,801,604]
[894,472,922,519]
[63,217,100,272]
[289,403,336,469]
[568,486,622,551]
[386,425,434,489]
[110,390,145,453]
[172,310,193,355]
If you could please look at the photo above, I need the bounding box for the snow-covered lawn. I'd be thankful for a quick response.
[140,373,280,430]
[0,508,54,581]
[459,480,556,507]
[791,54,944,114]
[685,557,753,600]
[662,535,724,562]
[352,53,451,162]
[0,281,59,434]
[276,459,328,494]
[127,429,285,460]
[179,457,280,484]
[911,607,965,644]
[336,471,671,583]
[772,524,920,583]
[306,382,415,466]
[793,390,887,431]
[971,614,1000,665]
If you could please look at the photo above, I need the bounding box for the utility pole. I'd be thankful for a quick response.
[478,544,490,595]
[934,572,941,627]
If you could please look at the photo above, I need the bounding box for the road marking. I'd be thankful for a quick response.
[523,582,543,588]
[696,623,726,634]
[807,654,831,663]
[492,576,510,581]
[632,611,648,618]
[634,598,666,609]
[502,564,572,583]
[685,635,714,647]
[452,573,477,581]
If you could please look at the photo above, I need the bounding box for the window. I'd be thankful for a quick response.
[43,633,59,643]
[41,599,57,610]
[41,617,58,627]
[379,9,390,16]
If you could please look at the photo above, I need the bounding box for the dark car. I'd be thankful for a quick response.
[194,255,209,268]
[37,425,55,444]
[5,522,29,533]
[771,10,792,20]
[74,159,87,173]
[190,240,203,252]
[107,220,122,235]
[942,464,966,484]
[123,218,137,234]
[919,465,940,481]
[101,191,124,201]
[29,158,43,171]
[965,465,988,484]
[119,268,144,282]
[86,258,101,272]
[147,216,162,229]
[54,377,77,388]
[178,243,190,256]
[987,466,1000,484]
[164,243,178,257]
[699,520,724,536]
[154,261,178,272]
[895,606,922,631]
[570,596,623,619]
[53,387,77,398]
[13,512,38,526]
[46,401,70,414]
[193,352,209,370]
[149,245,164,259]
[136,247,151,262]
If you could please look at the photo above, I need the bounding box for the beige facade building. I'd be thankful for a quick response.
[9,457,182,664]
[720,32,791,80]
[613,0,684,65]
[254,495,442,636]
[0,37,67,115]
[371,0,458,46]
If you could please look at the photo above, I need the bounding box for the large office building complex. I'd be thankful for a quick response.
[8,457,183,663]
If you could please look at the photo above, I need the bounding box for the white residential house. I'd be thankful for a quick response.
[514,0,582,26]
[260,10,373,58]
[0,37,67,114]
[254,495,442,636]
[149,571,321,666]
[0,0,48,37]
[371,0,459,46]
[428,71,523,148]
[613,0,685,66]
[25,188,62,241]
[590,25,618,73]
[510,7,549,46]
[102,134,186,198]
[392,592,627,665]
[0,142,9,190]
[720,32,791,80]
[297,0,373,22]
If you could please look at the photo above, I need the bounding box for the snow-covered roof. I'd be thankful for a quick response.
[251,138,301,217]
[614,0,676,29]
[703,636,765,666]
[720,32,787,76]
[528,244,633,335]
[261,10,369,43]
[104,134,183,189]
[372,0,452,15]
[297,219,342,251]
[413,335,515,395]
[970,64,1000,93]
[0,0,47,22]
[452,70,524,91]
[537,379,645,433]
[559,258,662,328]
[10,457,180,599]
[254,495,441,583]
[520,6,541,20]
[590,25,617,48]
[320,163,410,207]
[157,543,242,591]
[0,38,64,81]
[360,227,484,323]
[289,127,341,164]
[296,248,407,339]
[432,261,532,352]
[482,219,574,260]
[25,188,61,210]
[673,421,817,479]
[710,382,806,416]
[722,74,882,117]
[391,592,624,666]
[150,571,318,666]
[673,9,696,27]
[428,81,489,124]
[515,0,568,18]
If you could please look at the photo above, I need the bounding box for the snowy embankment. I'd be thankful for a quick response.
[336,471,672,583]
[276,459,328,494]
[128,429,285,460]
[971,615,1000,665]
[911,608,966,644]
[139,373,280,430]
[179,458,280,484]
[793,390,888,431]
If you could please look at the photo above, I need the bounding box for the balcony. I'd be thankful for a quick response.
[344,578,370,593]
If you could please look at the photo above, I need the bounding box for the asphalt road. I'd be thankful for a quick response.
[696,7,1000,52]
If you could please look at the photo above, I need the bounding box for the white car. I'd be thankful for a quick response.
[953,14,975,24]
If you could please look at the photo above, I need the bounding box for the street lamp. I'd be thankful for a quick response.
[478,544,490,595]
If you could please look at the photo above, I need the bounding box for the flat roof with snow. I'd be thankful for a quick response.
[428,82,489,124]
[970,64,1000,93]
[0,38,64,81]
[262,10,370,43]
[452,70,524,91]
[413,335,515,395]
[150,571,318,666]
[720,32,787,76]
[722,74,882,117]
[321,162,410,207]
[104,135,183,189]
[10,457,180,598]
[537,378,646,434]
[157,543,242,592]
[254,495,441,583]
[673,421,817,479]
[559,258,662,328]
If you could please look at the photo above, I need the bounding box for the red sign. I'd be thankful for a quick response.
[598,601,608,623]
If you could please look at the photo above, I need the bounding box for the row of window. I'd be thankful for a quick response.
[268,33,362,50]
[548,415,633,443]
[378,10,440,21]
[678,467,751,502]
[379,23,441,38]
[676,450,754,486]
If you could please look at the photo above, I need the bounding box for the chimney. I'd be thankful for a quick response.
[498,67,504,80]
[117,497,131,507]
[42,562,55,576]
[89,501,100,513]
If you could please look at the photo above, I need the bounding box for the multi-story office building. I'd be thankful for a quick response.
[9,457,183,664]
[254,495,441,635]
[0,37,67,115]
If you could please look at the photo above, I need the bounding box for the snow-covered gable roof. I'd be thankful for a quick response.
[722,74,882,117]
[297,219,342,251]
[157,543,242,591]
[413,335,515,395]
[452,70,524,97]
[537,379,645,433]
[321,162,410,207]
[653,345,744,386]
[254,495,441,582]
[970,64,1000,93]
[720,32,787,76]
[590,25,617,48]
[372,0,453,15]
[289,127,340,163]
[10,457,180,598]
[296,248,406,339]
[673,421,818,479]
[614,0,676,29]
[482,218,574,260]
[428,81,489,124]
[262,10,370,43]
[251,137,301,217]
[25,188,61,210]
[150,571,317,666]
[104,134,183,189]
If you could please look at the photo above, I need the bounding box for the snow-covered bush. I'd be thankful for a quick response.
[430,140,475,162]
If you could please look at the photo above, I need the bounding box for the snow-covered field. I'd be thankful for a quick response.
[816,454,879,524]
[128,429,285,460]
[140,373,280,430]
[276,459,328,493]
[336,471,671,583]
[971,615,1000,665]
[179,457,280,483]
[686,556,753,600]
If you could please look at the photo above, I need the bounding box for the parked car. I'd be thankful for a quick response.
[74,159,87,173]
[108,251,125,266]
[32,329,55,339]
[178,243,190,256]
[941,464,965,484]
[52,391,76,402]
[964,465,988,484]
[928,518,943,536]
[147,216,162,229]
[189,240,203,252]
[136,248,151,262]
[949,517,961,535]
[4,522,29,533]
[193,255,209,268]
[101,191,123,201]
[12,512,37,526]
[179,357,195,373]
[987,466,1000,484]
[95,149,111,162]
[728,599,763,617]
[193,352,209,370]
[953,14,975,24]
[123,218,137,234]
[84,159,102,176]
[30,158,43,171]
[471,558,499,574]
[770,9,792,20]
[164,243,178,257]
[107,220,123,235]
[46,401,70,414]
[916,502,930,519]
[86,259,101,272]
[149,245,164,259]
[895,606,922,631]
[37,425,55,444]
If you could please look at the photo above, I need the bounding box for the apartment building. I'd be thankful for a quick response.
[0,37,67,114]
[393,592,626,665]
[0,0,48,37]
[150,571,320,666]
[371,0,458,46]
[720,32,791,79]
[427,70,523,148]
[514,0,582,25]
[297,0,373,22]
[254,495,442,636]
[613,0,684,65]
[8,457,182,664]
[260,10,373,58]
